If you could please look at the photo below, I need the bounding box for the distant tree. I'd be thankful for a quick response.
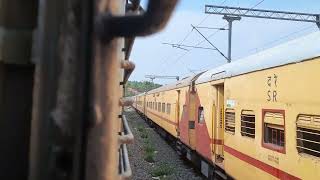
[124,81,161,97]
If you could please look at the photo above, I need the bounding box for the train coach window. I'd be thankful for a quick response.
[263,110,285,153]
[225,109,235,134]
[166,104,171,114]
[162,103,166,113]
[158,102,161,112]
[241,110,255,138]
[198,107,204,123]
[296,114,320,158]
[155,102,157,110]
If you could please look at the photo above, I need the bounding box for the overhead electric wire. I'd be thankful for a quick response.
[191,25,229,60]
[156,0,229,74]
[177,0,267,77]
[162,42,219,51]
[236,24,316,59]
[177,0,228,45]
[169,24,228,67]
[197,24,316,72]
[248,0,265,9]
[195,19,317,75]
[194,26,228,30]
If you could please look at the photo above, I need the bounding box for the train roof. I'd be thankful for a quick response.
[196,31,320,84]
[147,72,204,94]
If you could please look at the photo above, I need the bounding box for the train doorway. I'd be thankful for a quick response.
[176,90,181,136]
[212,84,224,164]
[188,91,197,149]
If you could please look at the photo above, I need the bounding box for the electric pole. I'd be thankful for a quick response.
[205,5,320,62]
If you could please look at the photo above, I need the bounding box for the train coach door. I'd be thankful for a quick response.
[143,94,146,116]
[188,91,197,149]
[176,90,181,136]
[213,84,224,163]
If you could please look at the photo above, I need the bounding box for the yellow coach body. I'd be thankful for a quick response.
[193,32,320,179]
[134,32,320,179]
[145,88,180,137]
[194,57,320,179]
[220,57,320,180]
[144,76,197,137]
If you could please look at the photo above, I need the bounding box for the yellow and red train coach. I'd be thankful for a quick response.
[134,32,320,179]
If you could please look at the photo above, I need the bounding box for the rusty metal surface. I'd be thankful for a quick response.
[85,0,125,179]
[124,0,142,61]
[95,0,179,41]
[121,60,135,84]
[86,0,179,179]
[27,0,179,179]
[118,115,134,144]
[28,0,64,179]
[29,0,90,180]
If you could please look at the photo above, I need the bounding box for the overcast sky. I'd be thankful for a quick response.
[130,0,320,84]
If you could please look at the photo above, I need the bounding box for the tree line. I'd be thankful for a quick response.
[125,81,162,97]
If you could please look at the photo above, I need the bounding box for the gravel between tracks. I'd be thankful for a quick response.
[125,108,204,180]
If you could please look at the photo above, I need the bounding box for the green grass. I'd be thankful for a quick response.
[151,163,175,177]
[144,143,156,154]
[140,132,148,139]
[144,151,155,163]
[143,138,150,144]
[137,125,144,132]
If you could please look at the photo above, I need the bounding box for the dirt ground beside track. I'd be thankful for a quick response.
[125,108,204,180]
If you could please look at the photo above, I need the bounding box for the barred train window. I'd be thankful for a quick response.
[158,102,161,112]
[166,104,171,114]
[263,111,285,151]
[162,103,165,113]
[297,114,320,158]
[241,110,255,138]
[225,109,235,134]
[198,107,204,123]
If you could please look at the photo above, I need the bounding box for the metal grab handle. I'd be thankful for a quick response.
[119,115,134,144]
[95,0,179,41]
[119,143,132,179]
